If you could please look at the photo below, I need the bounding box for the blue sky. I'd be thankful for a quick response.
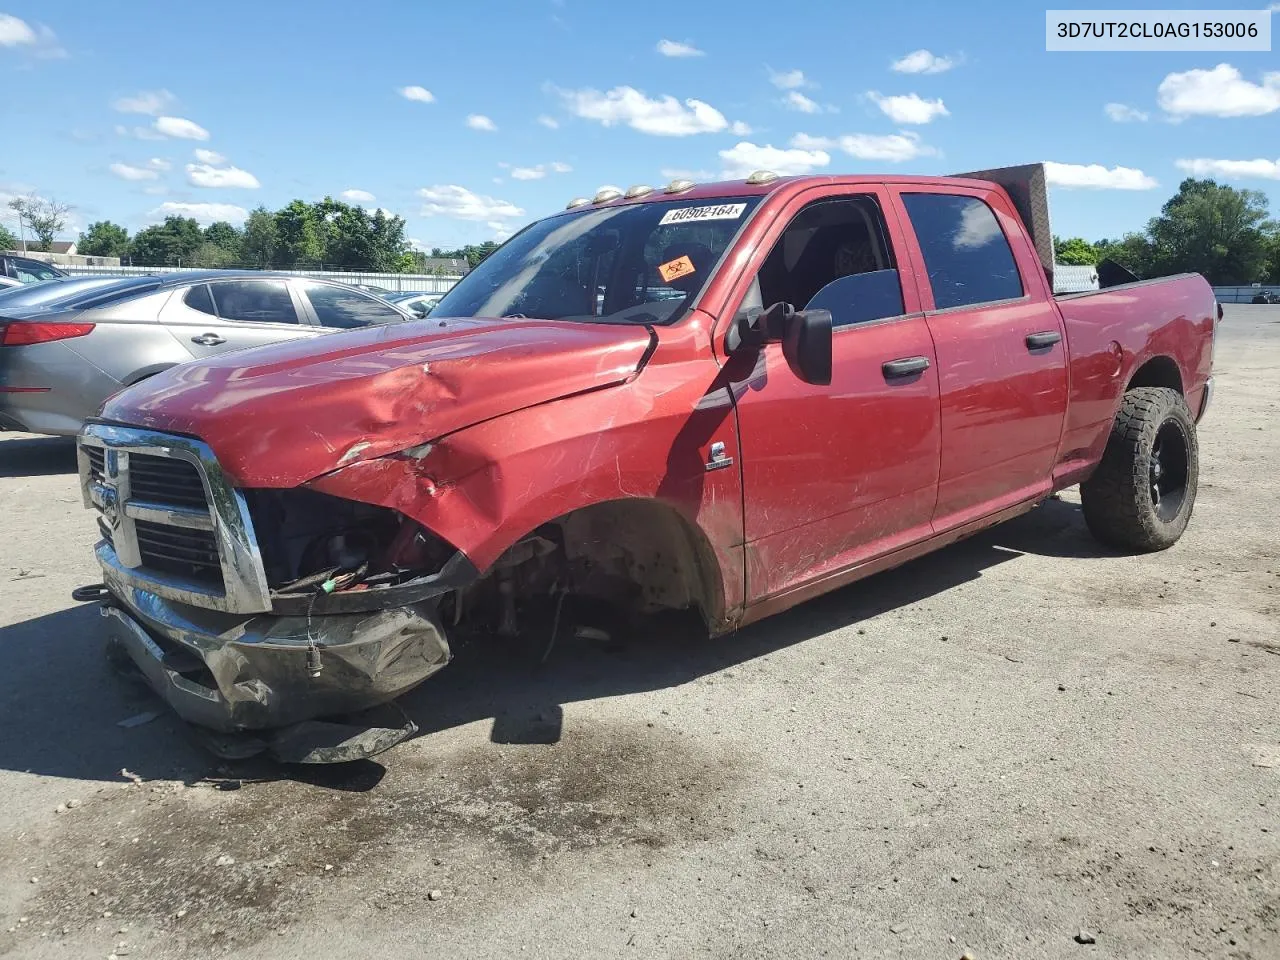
[2,0,1278,252]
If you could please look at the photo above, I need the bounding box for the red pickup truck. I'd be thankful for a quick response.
[76,164,1217,761]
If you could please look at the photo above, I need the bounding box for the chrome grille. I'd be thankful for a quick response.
[128,455,208,508]
[77,425,272,614]
[135,519,222,585]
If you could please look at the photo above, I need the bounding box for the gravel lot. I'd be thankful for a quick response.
[1,305,1276,960]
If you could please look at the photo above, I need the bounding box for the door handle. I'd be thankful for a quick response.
[1026,330,1062,350]
[882,356,931,379]
[191,333,226,346]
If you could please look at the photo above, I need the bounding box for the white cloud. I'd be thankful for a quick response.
[730,120,753,135]
[784,91,820,114]
[399,85,435,103]
[154,116,210,140]
[466,114,497,132]
[1174,157,1280,180]
[791,131,936,162]
[186,162,260,189]
[1043,162,1158,190]
[891,50,955,74]
[0,12,36,46]
[768,68,809,90]
[116,124,167,141]
[418,184,524,221]
[110,162,162,182]
[1158,64,1280,118]
[719,141,831,178]
[953,201,1002,250]
[537,114,560,129]
[112,90,175,115]
[149,201,249,224]
[869,92,949,124]
[559,84,738,136]
[488,221,512,241]
[192,148,225,165]
[511,166,546,180]
[341,188,377,202]
[148,157,171,172]
[1104,102,1149,123]
[549,161,572,173]
[657,39,703,57]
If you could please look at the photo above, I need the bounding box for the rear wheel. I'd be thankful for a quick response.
[1080,386,1199,551]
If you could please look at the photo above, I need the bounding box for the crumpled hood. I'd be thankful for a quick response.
[100,316,654,487]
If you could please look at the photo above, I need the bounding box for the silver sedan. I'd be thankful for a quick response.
[0,271,413,436]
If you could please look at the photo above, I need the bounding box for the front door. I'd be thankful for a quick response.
[163,279,315,359]
[892,189,1068,527]
[727,187,942,603]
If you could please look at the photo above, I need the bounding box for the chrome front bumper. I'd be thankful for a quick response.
[98,572,451,734]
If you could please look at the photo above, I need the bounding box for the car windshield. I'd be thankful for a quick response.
[430,197,761,324]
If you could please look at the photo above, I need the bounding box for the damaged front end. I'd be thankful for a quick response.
[76,424,478,763]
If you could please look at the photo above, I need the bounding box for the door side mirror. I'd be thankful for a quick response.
[782,308,832,385]
[726,300,832,385]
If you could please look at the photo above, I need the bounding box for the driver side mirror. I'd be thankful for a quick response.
[726,301,832,386]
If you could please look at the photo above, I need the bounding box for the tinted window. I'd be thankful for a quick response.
[756,196,904,327]
[901,194,1023,310]
[11,258,65,283]
[210,280,298,324]
[301,283,405,328]
[183,284,217,316]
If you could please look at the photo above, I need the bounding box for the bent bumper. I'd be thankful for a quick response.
[98,568,451,735]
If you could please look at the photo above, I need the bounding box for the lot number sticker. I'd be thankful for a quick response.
[658,203,747,226]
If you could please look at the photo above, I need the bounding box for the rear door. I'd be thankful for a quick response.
[164,279,316,359]
[891,187,1068,528]
[726,186,942,603]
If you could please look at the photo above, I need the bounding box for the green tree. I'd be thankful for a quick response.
[7,195,71,251]
[78,221,131,259]
[0,222,17,251]
[240,206,278,267]
[1145,178,1273,285]
[203,221,243,258]
[1266,231,1280,284]
[273,200,324,267]
[129,216,203,266]
[1094,234,1155,278]
[1053,236,1098,266]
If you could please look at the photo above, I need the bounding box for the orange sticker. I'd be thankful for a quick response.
[658,255,696,284]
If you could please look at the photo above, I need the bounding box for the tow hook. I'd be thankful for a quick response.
[71,583,110,603]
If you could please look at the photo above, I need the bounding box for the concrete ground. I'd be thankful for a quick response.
[0,305,1275,960]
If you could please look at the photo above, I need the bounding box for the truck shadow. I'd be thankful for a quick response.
[0,497,1110,787]
[0,435,78,478]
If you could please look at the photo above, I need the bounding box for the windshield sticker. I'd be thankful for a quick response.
[658,203,747,226]
[658,255,697,284]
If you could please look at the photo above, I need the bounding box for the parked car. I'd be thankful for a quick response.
[384,290,441,318]
[1,271,412,436]
[0,254,69,289]
[1250,290,1280,304]
[76,165,1217,762]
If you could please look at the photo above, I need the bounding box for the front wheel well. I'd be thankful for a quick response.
[1126,355,1183,395]
[465,499,725,633]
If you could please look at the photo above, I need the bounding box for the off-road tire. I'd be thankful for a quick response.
[1080,386,1199,552]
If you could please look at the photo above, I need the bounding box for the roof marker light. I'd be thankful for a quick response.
[592,187,623,204]
[565,197,590,209]
[745,169,779,184]
[624,184,654,199]
[664,178,695,194]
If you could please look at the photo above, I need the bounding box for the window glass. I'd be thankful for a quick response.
[900,194,1024,309]
[755,196,904,327]
[183,284,217,317]
[209,280,298,324]
[430,197,761,325]
[12,258,64,283]
[301,282,405,328]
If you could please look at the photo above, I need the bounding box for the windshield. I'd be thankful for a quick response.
[431,197,761,324]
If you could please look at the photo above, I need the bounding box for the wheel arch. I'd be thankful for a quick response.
[1125,354,1183,395]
